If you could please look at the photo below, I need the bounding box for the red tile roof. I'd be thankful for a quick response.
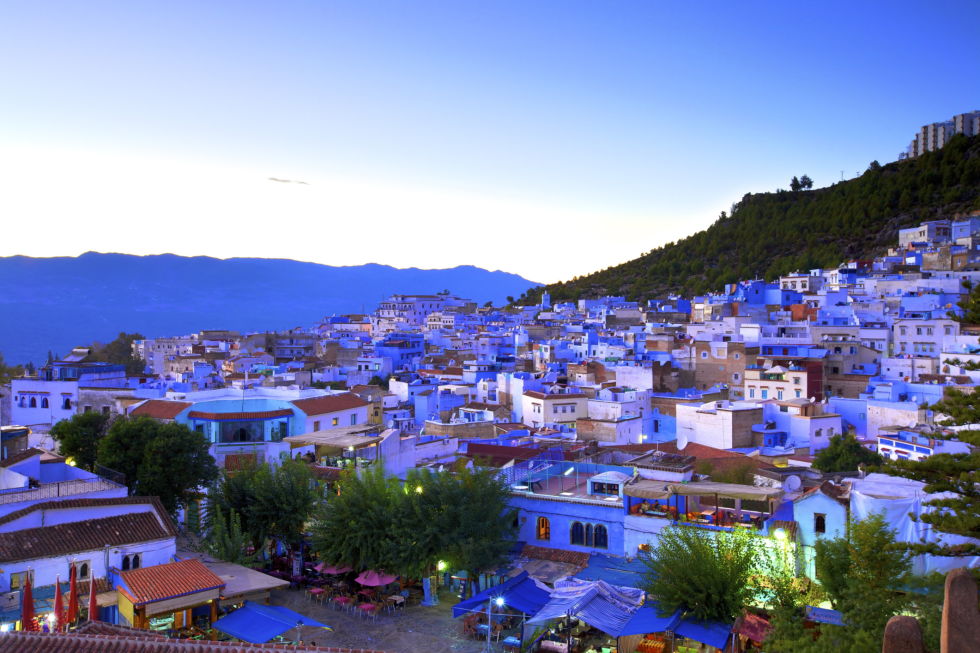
[187,409,294,420]
[0,512,174,563]
[120,558,225,606]
[0,496,176,533]
[291,393,369,416]
[131,400,193,419]
[0,632,391,652]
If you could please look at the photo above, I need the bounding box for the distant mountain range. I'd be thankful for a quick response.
[0,253,540,365]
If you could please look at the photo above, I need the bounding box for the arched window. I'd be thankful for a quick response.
[41,397,49,408]
[536,517,550,541]
[29,397,37,408]
[585,524,594,547]
[79,562,90,580]
[594,525,608,549]
[62,397,72,409]
[570,522,585,546]
[121,556,130,571]
[132,554,140,569]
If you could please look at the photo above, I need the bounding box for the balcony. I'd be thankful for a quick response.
[0,477,125,506]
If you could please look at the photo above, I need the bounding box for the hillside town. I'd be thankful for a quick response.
[1,213,979,653]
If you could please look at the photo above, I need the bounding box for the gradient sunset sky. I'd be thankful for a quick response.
[2,0,978,282]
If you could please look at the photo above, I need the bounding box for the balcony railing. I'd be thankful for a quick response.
[0,477,124,505]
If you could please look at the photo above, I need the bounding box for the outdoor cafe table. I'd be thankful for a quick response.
[502,635,521,652]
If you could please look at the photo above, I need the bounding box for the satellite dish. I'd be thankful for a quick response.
[783,475,802,492]
[676,430,688,450]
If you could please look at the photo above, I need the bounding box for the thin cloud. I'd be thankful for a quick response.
[268,177,309,185]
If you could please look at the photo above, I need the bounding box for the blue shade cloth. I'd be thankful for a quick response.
[674,617,731,649]
[617,604,683,637]
[212,601,331,643]
[527,578,644,638]
[574,553,649,589]
[452,571,551,618]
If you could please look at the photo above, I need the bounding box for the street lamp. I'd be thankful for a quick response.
[486,595,505,651]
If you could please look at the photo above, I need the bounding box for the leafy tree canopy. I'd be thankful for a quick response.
[97,416,218,513]
[50,411,111,470]
[812,433,882,473]
[87,332,146,375]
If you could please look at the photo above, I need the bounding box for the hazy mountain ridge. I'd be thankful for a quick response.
[0,252,540,365]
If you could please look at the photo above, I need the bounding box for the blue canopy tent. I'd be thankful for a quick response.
[674,617,732,650]
[617,604,683,637]
[574,552,649,589]
[528,578,645,645]
[212,601,332,643]
[452,571,551,617]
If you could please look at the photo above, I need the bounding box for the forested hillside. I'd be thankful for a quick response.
[517,134,980,304]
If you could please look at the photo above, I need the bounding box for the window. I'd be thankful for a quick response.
[122,556,130,571]
[591,482,619,496]
[570,521,585,545]
[29,397,36,408]
[793,377,801,384]
[585,524,594,547]
[76,561,91,580]
[331,417,339,426]
[734,353,741,360]
[41,398,49,408]
[10,571,33,590]
[102,406,110,415]
[814,513,826,534]
[553,405,559,414]
[62,397,72,409]
[313,420,320,431]
[761,389,768,399]
[84,405,93,413]
[777,390,784,400]
[795,390,802,398]
[536,517,551,541]
[594,525,608,549]
[749,388,755,399]
[350,414,357,426]
[700,351,708,359]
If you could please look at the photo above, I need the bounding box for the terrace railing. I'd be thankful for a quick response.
[0,477,124,505]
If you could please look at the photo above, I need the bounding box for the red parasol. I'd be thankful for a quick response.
[53,576,64,632]
[66,563,79,624]
[21,571,37,631]
[87,574,99,622]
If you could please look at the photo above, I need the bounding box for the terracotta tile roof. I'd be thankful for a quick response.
[131,400,192,420]
[187,409,294,420]
[290,393,369,416]
[520,544,590,567]
[120,558,225,605]
[466,444,542,467]
[0,496,176,533]
[0,447,44,468]
[0,632,391,652]
[0,512,174,563]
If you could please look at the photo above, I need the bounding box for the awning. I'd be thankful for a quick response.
[282,428,384,451]
[674,618,731,649]
[452,571,551,618]
[623,479,673,500]
[667,482,782,501]
[212,601,331,643]
[574,553,649,589]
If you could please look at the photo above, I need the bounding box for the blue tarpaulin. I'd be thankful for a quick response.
[574,553,649,589]
[617,604,683,637]
[452,571,551,618]
[805,605,846,626]
[212,601,331,643]
[528,578,645,638]
[674,617,731,649]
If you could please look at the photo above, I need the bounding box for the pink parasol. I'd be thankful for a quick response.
[66,564,79,624]
[355,570,397,586]
[54,576,64,632]
[316,563,353,574]
[21,571,37,631]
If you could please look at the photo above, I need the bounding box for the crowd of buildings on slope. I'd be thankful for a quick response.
[902,109,980,158]
[1,214,979,603]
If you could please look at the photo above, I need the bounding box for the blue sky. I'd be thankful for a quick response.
[2,1,978,283]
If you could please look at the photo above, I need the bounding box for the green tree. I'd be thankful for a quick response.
[208,463,262,548]
[49,411,111,470]
[204,507,256,566]
[799,174,814,189]
[97,416,218,513]
[790,176,802,192]
[640,526,759,622]
[251,459,319,551]
[0,352,25,384]
[812,433,882,472]
[884,388,980,558]
[88,332,146,375]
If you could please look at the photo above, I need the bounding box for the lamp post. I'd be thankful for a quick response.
[486,595,504,652]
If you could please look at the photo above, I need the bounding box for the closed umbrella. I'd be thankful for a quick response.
[21,571,36,631]
[87,576,99,622]
[66,564,79,625]
[54,576,64,632]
